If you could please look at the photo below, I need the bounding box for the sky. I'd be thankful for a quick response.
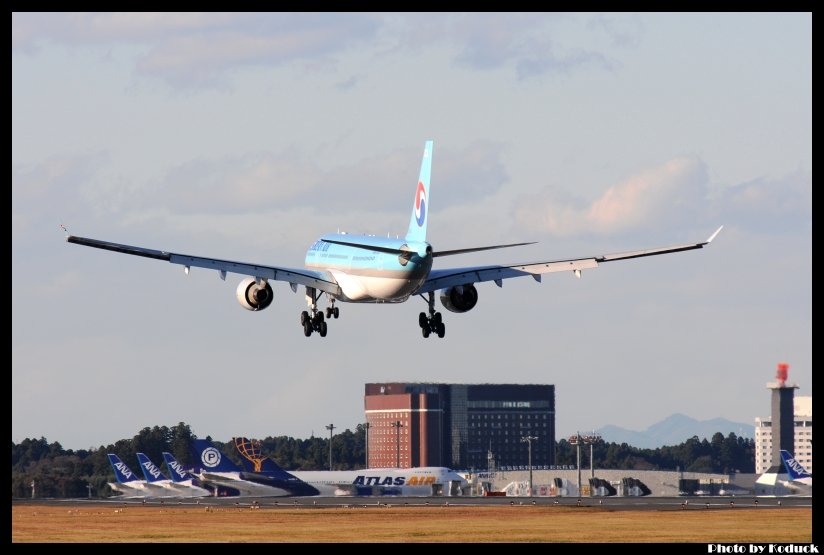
[12,13,811,451]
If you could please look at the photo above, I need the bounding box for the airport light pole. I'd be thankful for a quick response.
[521,435,538,496]
[582,432,602,479]
[568,432,582,496]
[391,420,404,468]
[325,423,335,471]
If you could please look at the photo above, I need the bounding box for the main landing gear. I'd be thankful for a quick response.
[419,292,445,339]
[301,288,338,338]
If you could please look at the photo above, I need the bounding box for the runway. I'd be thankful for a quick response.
[13,495,811,511]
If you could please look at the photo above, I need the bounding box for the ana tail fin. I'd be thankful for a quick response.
[405,140,433,242]
[107,454,140,484]
[162,452,192,483]
[136,452,168,483]
[780,450,812,480]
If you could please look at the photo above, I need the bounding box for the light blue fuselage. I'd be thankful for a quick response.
[305,234,433,302]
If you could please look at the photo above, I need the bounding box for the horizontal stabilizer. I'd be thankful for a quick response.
[433,241,536,257]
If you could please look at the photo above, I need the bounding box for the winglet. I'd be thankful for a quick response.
[706,225,723,244]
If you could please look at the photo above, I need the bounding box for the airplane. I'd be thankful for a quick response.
[189,439,299,497]
[135,452,180,497]
[232,437,468,497]
[161,451,213,497]
[63,140,723,338]
[106,453,160,498]
[136,452,211,498]
[779,449,812,492]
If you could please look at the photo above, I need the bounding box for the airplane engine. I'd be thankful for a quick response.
[439,284,478,313]
[236,278,274,311]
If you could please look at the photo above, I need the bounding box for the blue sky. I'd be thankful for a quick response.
[12,13,811,450]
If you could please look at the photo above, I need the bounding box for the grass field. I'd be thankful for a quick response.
[12,504,812,543]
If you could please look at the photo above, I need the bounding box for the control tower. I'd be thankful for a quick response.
[767,363,799,470]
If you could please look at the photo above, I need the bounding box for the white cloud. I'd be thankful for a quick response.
[123,141,508,218]
[515,157,709,236]
[13,13,381,88]
[716,170,811,234]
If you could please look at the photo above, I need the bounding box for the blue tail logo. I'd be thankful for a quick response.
[780,450,812,480]
[136,453,167,482]
[191,439,242,472]
[405,140,433,242]
[107,454,139,483]
[162,452,192,482]
[414,181,427,227]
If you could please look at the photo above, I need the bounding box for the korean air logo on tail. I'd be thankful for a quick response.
[201,447,222,468]
[415,181,427,227]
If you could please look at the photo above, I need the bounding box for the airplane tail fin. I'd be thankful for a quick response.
[190,439,242,473]
[107,454,141,484]
[162,452,193,483]
[405,140,433,243]
[136,452,168,483]
[780,450,812,480]
[233,437,298,479]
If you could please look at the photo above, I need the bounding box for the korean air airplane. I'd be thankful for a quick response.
[64,140,722,338]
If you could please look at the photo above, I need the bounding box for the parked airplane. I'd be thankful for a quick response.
[135,452,179,495]
[233,437,467,496]
[64,140,722,338]
[136,452,211,498]
[780,449,812,492]
[161,451,212,497]
[189,439,302,497]
[106,453,158,498]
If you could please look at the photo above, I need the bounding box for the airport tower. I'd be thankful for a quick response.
[768,363,798,470]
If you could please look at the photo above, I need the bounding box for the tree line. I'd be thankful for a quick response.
[12,423,753,498]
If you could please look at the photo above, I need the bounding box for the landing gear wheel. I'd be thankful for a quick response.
[433,312,442,325]
[419,312,428,328]
[319,321,328,337]
[436,322,446,338]
[422,326,431,338]
[301,311,309,326]
[315,311,324,323]
[303,321,313,337]
[333,307,340,319]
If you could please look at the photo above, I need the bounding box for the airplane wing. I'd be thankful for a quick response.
[417,226,722,294]
[66,235,342,296]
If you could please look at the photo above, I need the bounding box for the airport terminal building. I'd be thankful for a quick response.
[364,383,555,470]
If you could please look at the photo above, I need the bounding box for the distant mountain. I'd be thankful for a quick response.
[596,413,754,449]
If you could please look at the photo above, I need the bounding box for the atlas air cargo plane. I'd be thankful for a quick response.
[63,140,723,338]
[232,437,468,496]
